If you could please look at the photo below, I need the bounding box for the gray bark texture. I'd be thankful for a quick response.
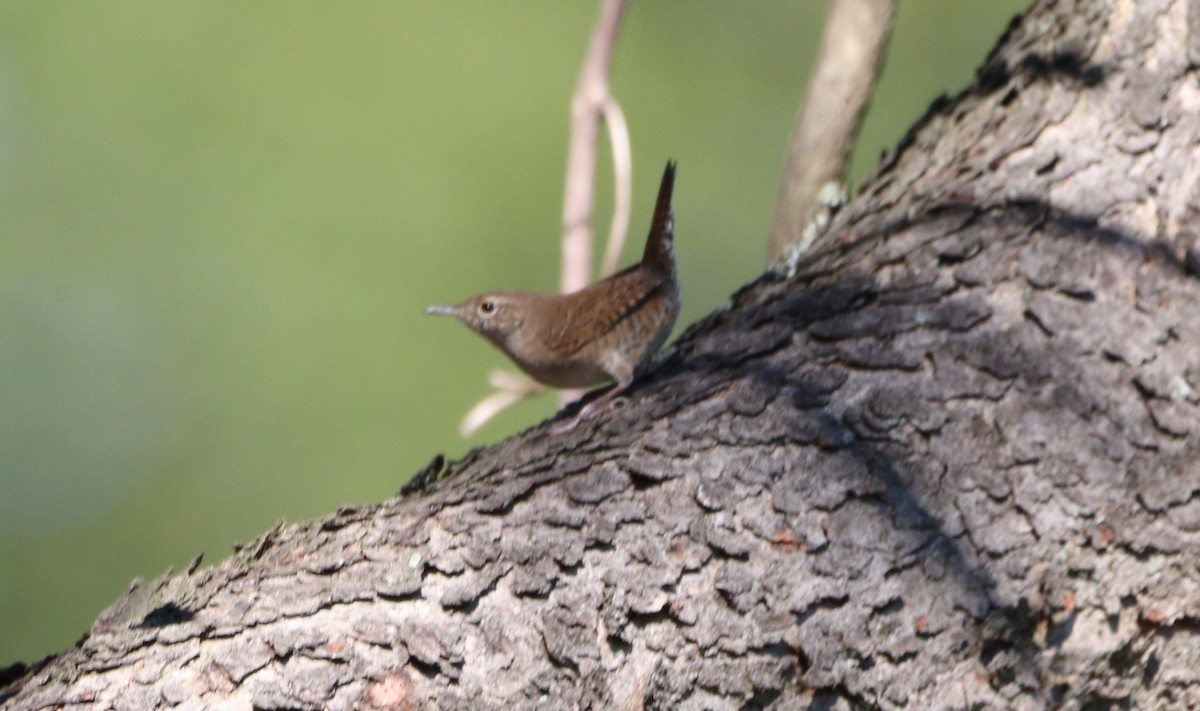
[6,0,1200,708]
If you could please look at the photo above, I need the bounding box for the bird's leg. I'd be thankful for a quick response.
[549,385,626,434]
[549,368,633,434]
[578,382,629,417]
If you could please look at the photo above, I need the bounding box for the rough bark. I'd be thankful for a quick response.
[5,0,1200,708]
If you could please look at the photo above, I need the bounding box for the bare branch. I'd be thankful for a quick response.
[598,97,632,279]
[767,0,896,261]
[561,0,628,294]
[459,370,546,437]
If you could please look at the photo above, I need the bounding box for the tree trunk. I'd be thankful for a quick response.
[5,1,1200,708]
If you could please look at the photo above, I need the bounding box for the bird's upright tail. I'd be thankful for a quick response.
[641,160,676,274]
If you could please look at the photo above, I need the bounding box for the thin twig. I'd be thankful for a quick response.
[768,0,896,261]
[460,371,547,438]
[599,97,632,278]
[562,0,628,294]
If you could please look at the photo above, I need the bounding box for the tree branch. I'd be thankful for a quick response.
[561,0,628,295]
[598,97,632,279]
[768,0,895,261]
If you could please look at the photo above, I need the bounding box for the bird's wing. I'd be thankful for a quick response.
[545,266,667,358]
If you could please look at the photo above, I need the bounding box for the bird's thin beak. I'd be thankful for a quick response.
[425,304,459,317]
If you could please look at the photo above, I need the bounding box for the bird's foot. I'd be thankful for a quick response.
[548,389,628,434]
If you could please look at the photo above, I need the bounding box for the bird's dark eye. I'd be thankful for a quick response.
[480,301,495,314]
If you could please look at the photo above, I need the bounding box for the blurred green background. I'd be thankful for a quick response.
[0,1,1028,666]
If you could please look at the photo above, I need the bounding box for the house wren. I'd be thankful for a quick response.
[426,161,680,424]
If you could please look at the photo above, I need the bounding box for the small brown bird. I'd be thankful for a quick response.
[427,161,680,425]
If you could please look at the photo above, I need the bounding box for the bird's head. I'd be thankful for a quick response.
[425,292,530,349]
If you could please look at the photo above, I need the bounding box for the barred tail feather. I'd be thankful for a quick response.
[641,160,676,273]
